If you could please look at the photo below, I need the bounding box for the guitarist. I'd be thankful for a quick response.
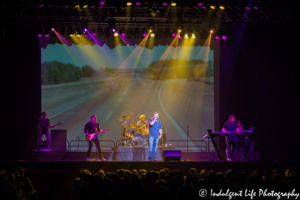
[84,115,106,161]
[34,111,54,150]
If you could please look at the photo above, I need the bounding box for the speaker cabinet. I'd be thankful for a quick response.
[51,129,67,152]
[163,150,181,162]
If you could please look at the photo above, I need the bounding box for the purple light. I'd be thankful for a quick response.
[202,6,206,9]
[91,6,95,8]
[45,35,49,37]
[178,34,181,38]
[162,3,167,6]
[84,35,88,37]
[222,35,226,40]
[49,4,53,7]
[92,33,96,36]
[84,28,87,31]
[198,3,202,6]
[100,1,105,5]
[38,34,42,37]
[254,7,258,9]
[215,36,219,40]
[112,29,115,32]
[172,33,176,37]
[121,33,126,37]
[51,28,54,31]
[136,2,141,6]
[143,33,147,37]
[245,7,249,10]
[39,4,43,8]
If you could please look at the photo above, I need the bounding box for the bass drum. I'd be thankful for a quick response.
[131,134,146,147]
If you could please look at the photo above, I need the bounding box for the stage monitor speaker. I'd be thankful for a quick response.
[163,150,181,162]
[51,129,67,152]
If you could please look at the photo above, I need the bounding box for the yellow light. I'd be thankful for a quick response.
[70,34,73,36]
[210,30,213,33]
[77,34,80,37]
[75,5,79,8]
[185,34,188,38]
[127,2,132,6]
[171,3,176,6]
[192,34,195,38]
[114,32,118,36]
[220,6,225,9]
[83,5,88,8]
[210,5,215,9]
[178,29,181,33]
[149,29,152,33]
[150,33,155,37]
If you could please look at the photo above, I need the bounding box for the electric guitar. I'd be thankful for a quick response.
[37,123,62,135]
[86,129,110,141]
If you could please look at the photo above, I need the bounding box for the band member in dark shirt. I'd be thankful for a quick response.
[148,112,162,161]
[84,115,106,161]
[222,114,238,161]
[34,112,54,150]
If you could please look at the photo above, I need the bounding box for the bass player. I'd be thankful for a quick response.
[84,115,106,161]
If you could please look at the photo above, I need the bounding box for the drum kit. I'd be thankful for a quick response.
[117,115,149,147]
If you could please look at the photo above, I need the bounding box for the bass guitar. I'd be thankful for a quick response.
[38,123,62,135]
[86,129,110,141]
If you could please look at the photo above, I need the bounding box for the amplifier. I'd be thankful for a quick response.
[51,129,67,152]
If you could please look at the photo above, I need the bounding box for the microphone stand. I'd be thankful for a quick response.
[76,136,80,152]
[95,123,98,160]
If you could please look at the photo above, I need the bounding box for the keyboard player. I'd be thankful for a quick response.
[222,114,238,161]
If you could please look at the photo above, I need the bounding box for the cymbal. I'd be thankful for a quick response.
[129,124,142,129]
[116,119,123,122]
[122,115,132,120]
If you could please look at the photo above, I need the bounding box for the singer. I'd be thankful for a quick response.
[148,112,162,161]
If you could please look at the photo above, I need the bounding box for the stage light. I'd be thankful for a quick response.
[210,6,215,9]
[114,32,118,36]
[150,33,155,37]
[171,3,176,6]
[172,33,176,37]
[220,6,225,9]
[121,33,126,37]
[192,34,195,38]
[198,3,202,6]
[83,5,88,8]
[84,28,87,31]
[210,30,213,33]
[222,35,226,40]
[84,35,88,37]
[112,29,116,32]
[178,34,181,38]
[77,34,80,37]
[149,29,152,33]
[215,36,219,40]
[92,33,96,36]
[127,2,132,6]
[49,4,53,7]
[39,5,43,8]
[202,6,206,9]
[100,1,105,5]
[136,2,141,6]
[254,7,258,9]
[51,28,54,31]
[185,34,188,38]
[45,35,49,37]
[178,30,181,33]
[91,6,95,8]
[162,3,167,6]
[75,5,80,8]
[245,7,249,10]
[143,33,147,37]
[38,34,42,37]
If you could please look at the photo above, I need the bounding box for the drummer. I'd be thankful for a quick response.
[137,115,148,134]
